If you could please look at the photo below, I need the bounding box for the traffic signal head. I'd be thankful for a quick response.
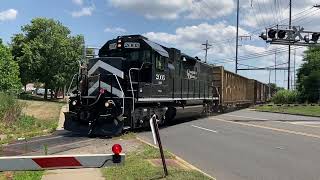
[259,32,267,40]
[268,29,277,39]
[311,33,320,42]
[278,30,286,39]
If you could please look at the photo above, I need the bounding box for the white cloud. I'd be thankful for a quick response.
[72,0,83,6]
[104,27,127,33]
[71,6,94,17]
[0,9,18,22]
[108,0,234,20]
[144,22,248,57]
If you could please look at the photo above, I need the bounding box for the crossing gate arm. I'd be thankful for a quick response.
[0,153,125,171]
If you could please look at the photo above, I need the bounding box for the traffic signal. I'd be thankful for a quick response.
[278,30,286,39]
[311,33,320,42]
[267,29,277,39]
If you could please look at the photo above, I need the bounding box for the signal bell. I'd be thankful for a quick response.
[259,33,267,40]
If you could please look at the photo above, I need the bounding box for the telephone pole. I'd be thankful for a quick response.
[274,49,277,85]
[235,0,240,73]
[288,0,292,90]
[202,40,212,63]
[293,49,296,90]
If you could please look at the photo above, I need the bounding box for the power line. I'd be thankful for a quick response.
[214,46,304,63]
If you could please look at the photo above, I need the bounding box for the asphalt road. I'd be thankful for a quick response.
[138,109,320,180]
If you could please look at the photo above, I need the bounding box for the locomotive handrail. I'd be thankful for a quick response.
[67,73,78,96]
[129,68,140,113]
[113,74,125,116]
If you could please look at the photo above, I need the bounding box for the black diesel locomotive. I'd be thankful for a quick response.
[64,35,218,136]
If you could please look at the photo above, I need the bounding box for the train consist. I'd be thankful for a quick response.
[64,35,274,136]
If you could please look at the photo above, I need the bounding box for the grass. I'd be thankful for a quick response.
[0,99,64,145]
[0,171,43,180]
[255,105,320,117]
[102,144,212,180]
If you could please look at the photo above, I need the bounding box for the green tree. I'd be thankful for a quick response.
[297,46,320,103]
[11,18,84,99]
[0,39,21,91]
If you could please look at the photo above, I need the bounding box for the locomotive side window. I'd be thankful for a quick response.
[155,53,165,71]
[142,50,151,62]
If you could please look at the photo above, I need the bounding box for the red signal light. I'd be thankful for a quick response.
[112,144,122,155]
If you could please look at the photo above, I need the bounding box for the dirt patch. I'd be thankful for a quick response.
[19,100,64,121]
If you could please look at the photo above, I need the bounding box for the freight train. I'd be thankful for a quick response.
[64,35,274,136]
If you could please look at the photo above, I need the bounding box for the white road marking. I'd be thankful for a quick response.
[222,114,269,121]
[191,125,218,133]
[288,122,320,128]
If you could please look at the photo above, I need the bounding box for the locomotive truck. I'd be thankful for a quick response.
[64,35,273,136]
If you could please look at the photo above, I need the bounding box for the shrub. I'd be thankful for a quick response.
[0,92,23,123]
[271,90,300,104]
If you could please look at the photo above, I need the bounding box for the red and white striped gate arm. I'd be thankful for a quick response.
[0,153,125,171]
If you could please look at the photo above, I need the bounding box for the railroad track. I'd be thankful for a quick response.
[1,130,93,156]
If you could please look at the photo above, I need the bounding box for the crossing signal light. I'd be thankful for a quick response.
[311,33,320,42]
[268,29,277,39]
[278,30,286,39]
[112,144,122,155]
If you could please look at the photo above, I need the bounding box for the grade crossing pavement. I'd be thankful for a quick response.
[138,109,320,180]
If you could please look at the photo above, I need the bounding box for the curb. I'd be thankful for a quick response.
[56,104,68,130]
[136,137,215,180]
[254,109,320,118]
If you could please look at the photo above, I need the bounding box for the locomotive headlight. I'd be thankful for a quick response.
[72,100,77,106]
[105,102,110,108]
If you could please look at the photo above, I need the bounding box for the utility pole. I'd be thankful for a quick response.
[288,0,292,90]
[235,0,240,73]
[293,49,296,90]
[202,40,212,63]
[274,49,277,85]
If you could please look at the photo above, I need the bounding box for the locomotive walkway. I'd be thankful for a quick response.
[138,109,320,180]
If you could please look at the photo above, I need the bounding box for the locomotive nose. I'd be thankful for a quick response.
[87,57,125,97]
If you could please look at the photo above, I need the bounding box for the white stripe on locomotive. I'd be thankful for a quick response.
[88,60,124,79]
[88,81,124,97]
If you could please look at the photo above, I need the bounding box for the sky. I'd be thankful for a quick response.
[1,0,319,88]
